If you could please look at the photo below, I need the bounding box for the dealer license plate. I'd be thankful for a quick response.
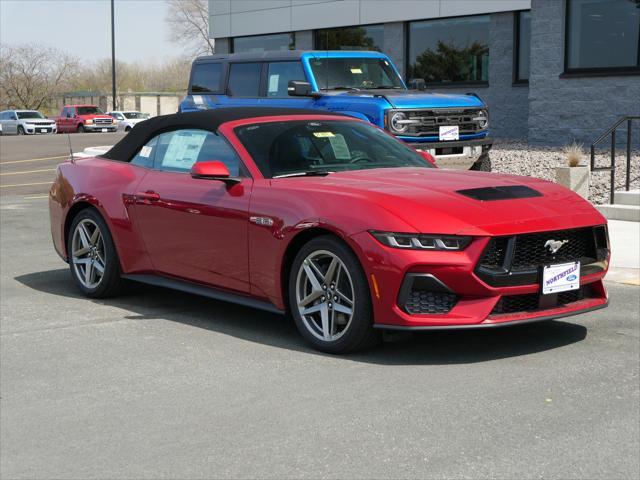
[40,128,47,133]
[542,262,580,294]
[101,128,108,132]
[439,125,459,141]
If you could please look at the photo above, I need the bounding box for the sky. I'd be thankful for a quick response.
[0,0,185,63]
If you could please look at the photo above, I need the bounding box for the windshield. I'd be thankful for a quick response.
[309,57,404,90]
[76,106,104,115]
[235,120,432,178]
[123,112,146,119]
[17,111,45,119]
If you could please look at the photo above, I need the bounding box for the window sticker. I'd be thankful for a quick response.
[139,146,152,158]
[162,131,207,169]
[313,131,335,138]
[350,68,363,74]
[328,134,351,160]
[268,74,280,93]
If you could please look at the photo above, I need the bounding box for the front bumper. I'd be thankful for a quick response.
[412,137,493,170]
[83,124,116,132]
[350,230,609,330]
[25,125,57,134]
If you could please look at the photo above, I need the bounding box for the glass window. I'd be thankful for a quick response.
[154,129,241,175]
[232,32,295,53]
[309,57,403,90]
[566,0,640,71]
[17,111,45,119]
[227,63,262,97]
[76,106,104,115]
[190,63,223,93]
[516,11,531,82]
[130,136,157,169]
[235,120,432,179]
[407,15,490,84]
[314,24,384,51]
[266,62,307,97]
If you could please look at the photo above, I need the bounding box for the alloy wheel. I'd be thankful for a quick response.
[295,250,355,341]
[71,219,106,289]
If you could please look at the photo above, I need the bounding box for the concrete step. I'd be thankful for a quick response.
[596,204,640,222]
[614,189,640,206]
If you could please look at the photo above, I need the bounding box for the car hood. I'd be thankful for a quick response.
[336,90,485,109]
[275,168,604,236]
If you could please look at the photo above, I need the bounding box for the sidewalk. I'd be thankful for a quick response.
[607,220,640,286]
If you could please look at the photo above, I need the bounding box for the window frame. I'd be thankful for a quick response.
[262,60,309,98]
[225,61,266,98]
[313,23,385,52]
[513,10,531,85]
[404,13,491,87]
[562,0,640,77]
[188,61,226,95]
[230,32,295,54]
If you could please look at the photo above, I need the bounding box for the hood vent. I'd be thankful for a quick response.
[457,185,543,201]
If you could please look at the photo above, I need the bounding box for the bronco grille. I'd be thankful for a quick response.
[476,226,608,287]
[398,108,485,137]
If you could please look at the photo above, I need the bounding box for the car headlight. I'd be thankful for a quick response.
[85,119,93,125]
[370,231,472,251]
[387,110,420,134]
[472,109,489,129]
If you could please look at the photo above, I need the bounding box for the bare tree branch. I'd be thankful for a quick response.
[165,0,214,58]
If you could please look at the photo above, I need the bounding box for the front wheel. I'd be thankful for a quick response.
[17,125,25,135]
[289,236,380,353]
[77,124,85,133]
[68,208,123,298]
[470,152,491,171]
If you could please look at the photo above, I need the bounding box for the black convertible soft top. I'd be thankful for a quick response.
[100,107,347,162]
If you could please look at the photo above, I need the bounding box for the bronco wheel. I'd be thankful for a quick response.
[470,152,491,171]
[68,209,122,298]
[289,236,380,353]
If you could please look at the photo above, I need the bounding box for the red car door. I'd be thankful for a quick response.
[132,129,252,293]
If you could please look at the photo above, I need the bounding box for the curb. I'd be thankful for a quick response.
[606,267,640,286]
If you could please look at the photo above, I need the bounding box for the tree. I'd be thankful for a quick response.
[0,44,78,110]
[166,0,214,57]
[409,41,489,83]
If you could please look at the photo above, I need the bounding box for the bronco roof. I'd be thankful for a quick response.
[192,50,388,63]
[100,107,347,162]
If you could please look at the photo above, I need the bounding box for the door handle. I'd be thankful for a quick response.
[136,191,160,201]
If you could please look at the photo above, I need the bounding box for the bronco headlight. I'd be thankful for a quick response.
[472,109,489,129]
[387,110,420,134]
[370,231,472,251]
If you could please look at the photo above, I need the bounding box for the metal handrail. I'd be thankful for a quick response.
[590,116,640,204]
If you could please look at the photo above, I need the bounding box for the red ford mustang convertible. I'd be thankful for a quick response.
[49,108,610,353]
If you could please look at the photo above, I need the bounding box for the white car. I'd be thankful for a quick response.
[107,111,150,132]
[0,109,57,135]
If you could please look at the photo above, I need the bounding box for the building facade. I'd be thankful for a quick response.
[209,0,640,146]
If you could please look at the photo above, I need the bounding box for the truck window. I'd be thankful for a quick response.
[228,63,261,97]
[266,62,307,97]
[309,57,403,90]
[190,63,222,93]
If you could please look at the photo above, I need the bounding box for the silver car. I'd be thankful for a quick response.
[0,109,57,135]
[107,111,150,132]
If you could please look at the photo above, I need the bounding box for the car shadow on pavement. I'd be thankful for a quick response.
[15,269,588,366]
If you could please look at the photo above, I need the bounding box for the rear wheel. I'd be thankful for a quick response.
[289,236,380,353]
[68,209,123,298]
[470,152,491,171]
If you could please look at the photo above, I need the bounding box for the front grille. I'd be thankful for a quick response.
[491,286,590,315]
[400,108,485,137]
[93,118,112,125]
[29,121,53,126]
[404,290,458,315]
[476,226,608,287]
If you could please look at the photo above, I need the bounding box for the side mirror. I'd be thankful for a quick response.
[288,80,316,97]
[418,150,437,167]
[408,78,426,91]
[191,161,240,185]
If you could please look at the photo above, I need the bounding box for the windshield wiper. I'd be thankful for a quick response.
[369,85,403,89]
[273,170,332,178]
[320,86,360,91]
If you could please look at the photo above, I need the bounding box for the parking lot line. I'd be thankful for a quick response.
[0,168,57,176]
[0,155,67,165]
[0,182,52,189]
[23,195,50,200]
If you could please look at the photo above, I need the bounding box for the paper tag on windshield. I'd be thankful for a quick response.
[350,68,362,74]
[313,132,334,138]
[328,134,351,160]
[140,146,152,158]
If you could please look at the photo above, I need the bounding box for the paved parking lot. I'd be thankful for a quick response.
[1,135,639,479]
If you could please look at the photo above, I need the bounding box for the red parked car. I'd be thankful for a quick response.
[55,104,116,133]
[49,108,609,353]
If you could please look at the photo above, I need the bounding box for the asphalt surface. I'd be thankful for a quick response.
[1,136,639,479]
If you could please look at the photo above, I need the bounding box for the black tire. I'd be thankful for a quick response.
[288,235,381,354]
[17,125,25,135]
[67,208,123,298]
[77,124,85,133]
[470,152,491,171]
[125,126,132,132]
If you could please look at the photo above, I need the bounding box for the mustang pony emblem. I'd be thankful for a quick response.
[544,239,569,254]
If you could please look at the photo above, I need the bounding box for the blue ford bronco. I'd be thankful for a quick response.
[180,50,492,170]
